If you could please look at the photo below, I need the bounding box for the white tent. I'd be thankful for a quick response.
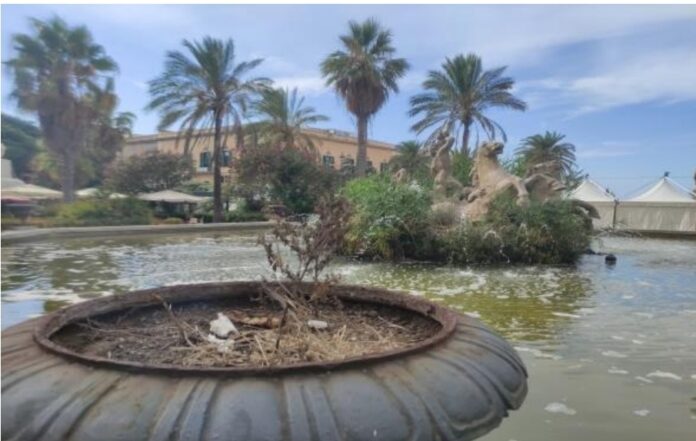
[616,177,696,233]
[138,190,208,204]
[568,178,617,229]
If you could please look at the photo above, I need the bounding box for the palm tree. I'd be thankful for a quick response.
[6,16,118,201]
[147,37,270,221]
[409,53,527,157]
[253,87,328,152]
[83,78,135,186]
[321,18,409,176]
[515,131,577,178]
[388,140,427,176]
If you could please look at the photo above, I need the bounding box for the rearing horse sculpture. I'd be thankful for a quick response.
[462,141,530,220]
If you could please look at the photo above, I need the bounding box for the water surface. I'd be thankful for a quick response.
[2,233,695,440]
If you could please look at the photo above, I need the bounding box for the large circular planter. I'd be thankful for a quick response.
[2,282,527,441]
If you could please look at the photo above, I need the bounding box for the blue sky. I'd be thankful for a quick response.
[2,4,696,196]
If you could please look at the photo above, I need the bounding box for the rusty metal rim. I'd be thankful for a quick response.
[34,281,459,376]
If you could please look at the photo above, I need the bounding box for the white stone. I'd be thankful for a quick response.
[307,320,328,330]
[209,312,238,338]
[633,409,651,417]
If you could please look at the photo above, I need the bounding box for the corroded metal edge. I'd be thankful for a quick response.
[33,282,459,376]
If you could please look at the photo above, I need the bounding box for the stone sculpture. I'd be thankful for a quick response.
[461,141,530,220]
[424,132,597,223]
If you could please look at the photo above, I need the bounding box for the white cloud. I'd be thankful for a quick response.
[519,46,696,116]
[273,75,327,95]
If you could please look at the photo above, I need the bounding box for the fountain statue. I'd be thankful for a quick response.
[416,130,598,223]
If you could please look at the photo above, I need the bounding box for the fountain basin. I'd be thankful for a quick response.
[2,281,527,441]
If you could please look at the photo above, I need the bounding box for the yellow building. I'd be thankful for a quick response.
[122,127,397,183]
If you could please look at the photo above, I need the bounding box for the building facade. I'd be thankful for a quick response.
[122,128,397,183]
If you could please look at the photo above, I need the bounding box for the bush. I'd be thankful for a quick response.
[436,196,592,264]
[343,175,433,260]
[225,210,267,223]
[106,152,193,194]
[160,217,184,225]
[54,197,153,227]
[342,179,591,264]
[235,145,336,214]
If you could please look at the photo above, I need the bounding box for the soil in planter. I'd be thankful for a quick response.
[52,297,441,368]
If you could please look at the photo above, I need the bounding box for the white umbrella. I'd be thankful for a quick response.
[76,187,127,199]
[138,190,209,204]
[1,182,63,200]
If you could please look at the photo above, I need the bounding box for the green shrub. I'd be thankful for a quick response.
[437,196,592,264]
[343,175,432,260]
[54,197,152,227]
[160,217,184,225]
[235,145,336,214]
[226,210,267,223]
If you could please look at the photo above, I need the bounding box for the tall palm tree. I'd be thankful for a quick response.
[147,37,270,221]
[253,87,328,152]
[6,16,118,201]
[409,53,527,157]
[321,18,409,176]
[515,131,577,178]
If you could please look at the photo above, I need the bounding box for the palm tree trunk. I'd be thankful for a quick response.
[462,121,471,158]
[356,115,368,177]
[213,111,224,222]
[61,148,76,202]
[235,120,245,153]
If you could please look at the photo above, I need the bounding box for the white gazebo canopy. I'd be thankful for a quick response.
[625,177,696,203]
[138,190,208,204]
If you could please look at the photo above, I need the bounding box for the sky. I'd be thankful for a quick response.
[2,4,696,196]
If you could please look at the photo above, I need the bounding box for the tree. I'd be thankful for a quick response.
[6,16,119,201]
[106,152,193,195]
[321,18,409,176]
[147,37,270,222]
[235,145,335,214]
[253,87,328,152]
[1,113,40,179]
[409,53,527,157]
[515,131,577,178]
[387,140,429,181]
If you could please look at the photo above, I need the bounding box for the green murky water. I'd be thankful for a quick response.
[2,233,695,440]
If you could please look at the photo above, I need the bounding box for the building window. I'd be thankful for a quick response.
[199,151,211,169]
[341,157,355,167]
[222,150,232,167]
[322,155,335,168]
[380,162,388,173]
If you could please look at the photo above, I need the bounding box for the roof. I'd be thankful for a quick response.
[569,178,615,202]
[126,127,396,151]
[138,190,209,203]
[625,177,696,203]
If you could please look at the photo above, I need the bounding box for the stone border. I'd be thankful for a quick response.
[1,221,273,244]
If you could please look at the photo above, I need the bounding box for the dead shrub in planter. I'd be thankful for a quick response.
[257,197,351,349]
